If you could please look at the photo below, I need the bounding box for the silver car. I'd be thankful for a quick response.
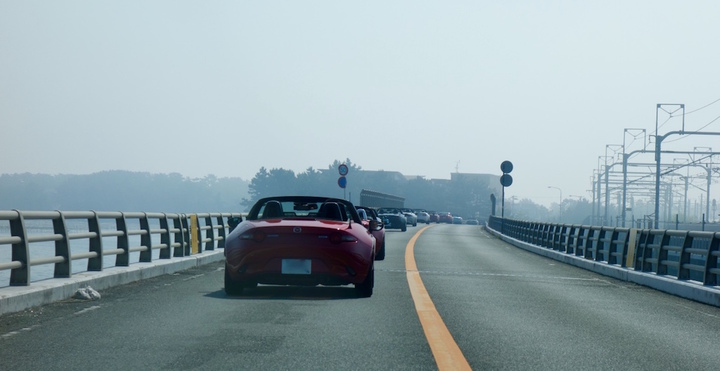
[401,209,418,227]
[414,210,431,224]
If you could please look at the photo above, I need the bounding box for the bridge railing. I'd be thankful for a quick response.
[488,215,720,287]
[0,210,242,287]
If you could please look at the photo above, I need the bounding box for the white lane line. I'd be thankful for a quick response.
[74,305,102,315]
[1,324,41,339]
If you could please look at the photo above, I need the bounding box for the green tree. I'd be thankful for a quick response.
[243,167,297,207]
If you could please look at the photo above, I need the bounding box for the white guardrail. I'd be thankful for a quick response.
[487,215,720,307]
[0,210,242,287]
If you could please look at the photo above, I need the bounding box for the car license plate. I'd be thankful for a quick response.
[282,259,311,274]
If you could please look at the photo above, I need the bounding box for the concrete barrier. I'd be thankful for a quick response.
[0,250,225,316]
[485,225,720,307]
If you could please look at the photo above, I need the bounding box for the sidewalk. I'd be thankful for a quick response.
[485,226,720,308]
[0,251,225,316]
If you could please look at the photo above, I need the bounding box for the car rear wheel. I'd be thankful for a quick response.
[355,264,374,297]
[376,240,385,261]
[224,264,245,296]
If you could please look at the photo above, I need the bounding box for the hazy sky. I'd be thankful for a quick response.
[2,1,719,207]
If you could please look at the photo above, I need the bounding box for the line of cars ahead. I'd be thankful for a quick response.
[380,209,481,228]
[223,196,478,298]
[373,208,479,230]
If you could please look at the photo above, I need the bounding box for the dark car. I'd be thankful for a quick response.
[429,211,440,223]
[438,211,453,224]
[224,196,377,297]
[378,207,407,232]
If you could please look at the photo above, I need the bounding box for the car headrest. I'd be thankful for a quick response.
[261,200,283,219]
[318,202,343,221]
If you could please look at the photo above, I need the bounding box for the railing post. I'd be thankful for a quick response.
[190,214,201,254]
[541,224,549,247]
[9,210,29,286]
[159,213,171,259]
[573,226,583,256]
[656,230,671,275]
[139,213,152,263]
[204,214,214,251]
[173,215,186,257]
[87,211,103,271]
[637,229,656,272]
[116,213,130,267]
[52,211,71,278]
[703,232,719,285]
[625,228,639,269]
[217,214,227,249]
[677,231,692,280]
[533,222,541,245]
[183,214,191,256]
[566,225,577,254]
[606,228,620,265]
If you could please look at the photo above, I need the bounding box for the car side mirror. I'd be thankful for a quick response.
[369,219,383,231]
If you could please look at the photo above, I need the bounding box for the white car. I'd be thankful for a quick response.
[401,209,418,226]
[414,210,431,224]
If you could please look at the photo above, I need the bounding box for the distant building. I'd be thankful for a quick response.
[359,189,404,208]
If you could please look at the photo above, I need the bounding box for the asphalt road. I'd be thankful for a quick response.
[2,224,720,370]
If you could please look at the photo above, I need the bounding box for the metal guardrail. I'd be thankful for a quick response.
[0,210,242,287]
[488,215,720,288]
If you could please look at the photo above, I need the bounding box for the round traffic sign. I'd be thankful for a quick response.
[500,173,513,187]
[500,160,513,174]
[338,164,349,176]
[338,176,347,188]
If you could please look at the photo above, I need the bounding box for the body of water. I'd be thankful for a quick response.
[0,218,167,288]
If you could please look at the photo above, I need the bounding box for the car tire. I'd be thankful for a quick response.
[355,264,374,297]
[224,264,245,296]
[376,240,385,261]
[401,224,407,232]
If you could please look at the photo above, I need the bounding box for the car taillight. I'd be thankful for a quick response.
[241,230,265,242]
[329,233,357,244]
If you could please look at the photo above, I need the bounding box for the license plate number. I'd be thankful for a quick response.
[282,259,311,274]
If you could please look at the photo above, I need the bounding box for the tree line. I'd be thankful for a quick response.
[244,159,496,219]
[2,160,586,223]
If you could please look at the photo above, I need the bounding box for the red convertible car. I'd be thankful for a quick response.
[355,206,385,261]
[224,196,378,297]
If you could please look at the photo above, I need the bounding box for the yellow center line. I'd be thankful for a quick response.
[405,225,472,371]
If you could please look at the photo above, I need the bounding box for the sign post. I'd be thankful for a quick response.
[499,161,514,234]
[338,164,349,200]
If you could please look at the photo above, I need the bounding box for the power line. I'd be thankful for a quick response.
[685,97,720,115]
[655,98,720,135]
[655,98,720,144]
[664,114,720,144]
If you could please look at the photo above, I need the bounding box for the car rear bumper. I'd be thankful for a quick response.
[226,246,371,285]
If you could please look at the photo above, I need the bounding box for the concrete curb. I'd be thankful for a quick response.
[485,226,720,308]
[0,251,225,316]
